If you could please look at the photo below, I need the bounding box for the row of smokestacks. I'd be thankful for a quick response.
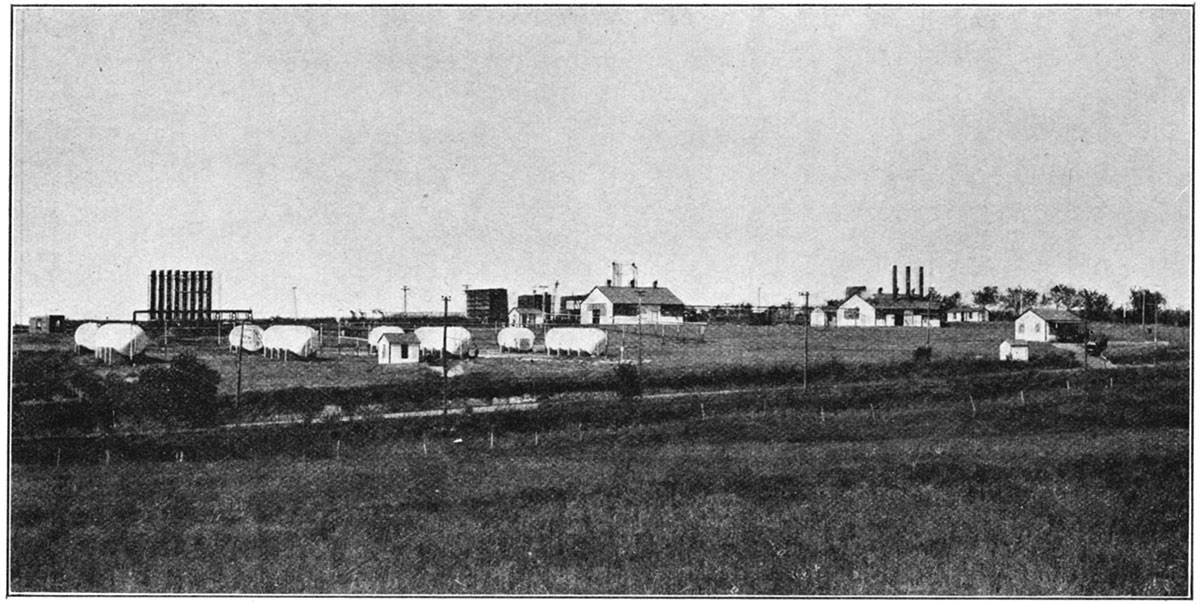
[893,265,925,299]
[148,270,213,322]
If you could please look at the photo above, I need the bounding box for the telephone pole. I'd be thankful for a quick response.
[799,291,810,391]
[442,295,451,416]
[292,286,298,319]
[402,285,410,317]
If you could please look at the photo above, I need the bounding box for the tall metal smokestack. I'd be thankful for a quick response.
[892,265,898,299]
[919,267,925,298]
[905,266,912,299]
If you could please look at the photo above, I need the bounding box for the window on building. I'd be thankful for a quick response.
[1035,323,1041,333]
[1018,324,1025,334]
[844,308,860,320]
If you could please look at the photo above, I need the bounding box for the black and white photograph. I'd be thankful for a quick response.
[8,4,1192,595]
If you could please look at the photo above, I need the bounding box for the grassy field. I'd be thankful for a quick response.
[24,321,1171,396]
[9,365,1189,595]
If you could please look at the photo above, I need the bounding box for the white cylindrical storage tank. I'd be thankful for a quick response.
[93,323,150,358]
[73,322,100,351]
[368,326,405,350]
[228,324,265,352]
[415,326,472,358]
[545,328,607,356]
[262,325,321,359]
[497,327,535,352]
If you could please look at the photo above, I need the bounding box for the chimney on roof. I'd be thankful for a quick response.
[606,279,612,287]
[892,265,898,299]
[919,267,925,298]
[653,280,658,288]
[878,287,883,296]
[906,266,912,299]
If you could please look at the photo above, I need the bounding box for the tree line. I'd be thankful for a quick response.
[950,285,1184,325]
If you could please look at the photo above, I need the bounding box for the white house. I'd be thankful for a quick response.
[946,307,990,323]
[1014,308,1083,343]
[377,332,420,365]
[509,307,545,328]
[999,339,1029,361]
[579,284,685,325]
[836,294,877,327]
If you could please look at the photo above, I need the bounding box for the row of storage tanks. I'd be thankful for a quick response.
[74,322,610,360]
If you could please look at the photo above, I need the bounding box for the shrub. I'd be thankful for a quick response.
[124,353,224,428]
[614,363,643,400]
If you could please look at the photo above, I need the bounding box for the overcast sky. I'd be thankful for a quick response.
[11,7,1192,320]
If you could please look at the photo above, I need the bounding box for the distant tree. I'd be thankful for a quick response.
[1129,289,1166,325]
[972,286,1000,308]
[825,299,842,308]
[1077,289,1114,322]
[1047,284,1080,309]
[1002,287,1040,316]
[940,291,963,311]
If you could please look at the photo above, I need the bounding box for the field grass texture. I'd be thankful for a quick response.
[10,366,1188,595]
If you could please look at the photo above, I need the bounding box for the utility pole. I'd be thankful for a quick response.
[402,286,410,317]
[800,291,810,391]
[292,286,298,320]
[441,295,450,416]
[235,319,245,408]
[635,289,646,376]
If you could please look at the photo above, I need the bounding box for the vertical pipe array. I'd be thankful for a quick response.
[919,267,925,298]
[905,266,912,299]
[149,271,157,321]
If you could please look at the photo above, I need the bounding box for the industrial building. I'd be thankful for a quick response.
[836,266,940,327]
[517,293,554,315]
[28,315,65,333]
[466,288,509,323]
[134,270,251,323]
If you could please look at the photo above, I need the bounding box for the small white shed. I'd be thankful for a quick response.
[368,326,405,352]
[999,339,1029,362]
[378,332,420,365]
[509,307,545,327]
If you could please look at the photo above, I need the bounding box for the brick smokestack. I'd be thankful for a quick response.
[919,267,925,298]
[905,266,912,299]
[892,265,898,299]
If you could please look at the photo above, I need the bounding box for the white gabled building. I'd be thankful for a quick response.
[579,283,685,325]
[836,294,877,327]
[378,332,420,365]
[1014,308,1084,343]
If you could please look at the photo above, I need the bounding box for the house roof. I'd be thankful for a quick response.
[868,294,938,311]
[591,286,684,306]
[381,333,419,345]
[1025,308,1083,323]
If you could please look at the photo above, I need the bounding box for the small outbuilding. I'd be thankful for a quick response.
[999,339,1029,362]
[368,326,406,352]
[378,332,420,365]
[29,315,66,334]
[509,307,545,328]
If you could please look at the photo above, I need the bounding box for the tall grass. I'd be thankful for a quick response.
[10,367,1188,595]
